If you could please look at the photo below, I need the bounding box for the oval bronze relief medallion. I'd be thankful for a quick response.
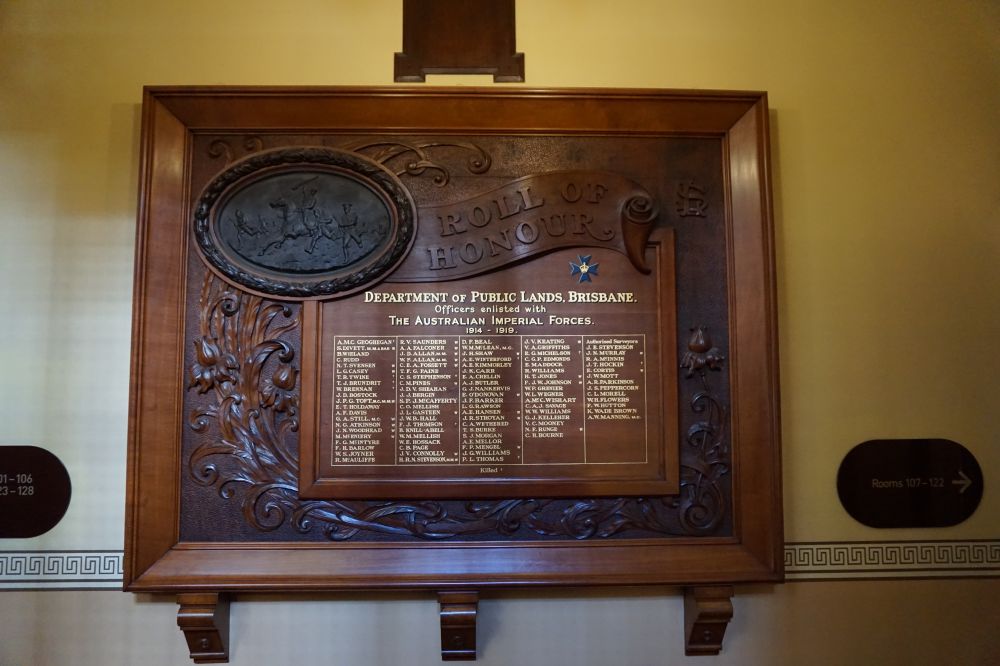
[194,147,416,299]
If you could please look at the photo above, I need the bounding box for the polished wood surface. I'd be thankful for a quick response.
[177,593,230,664]
[395,0,524,82]
[299,234,679,500]
[125,87,782,660]
[683,585,733,656]
[439,590,479,660]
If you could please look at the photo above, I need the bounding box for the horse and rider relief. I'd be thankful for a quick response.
[221,173,390,273]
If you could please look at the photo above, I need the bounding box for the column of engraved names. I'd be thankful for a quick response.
[459,336,520,465]
[331,337,396,465]
[396,337,459,464]
[583,336,647,463]
[522,336,585,464]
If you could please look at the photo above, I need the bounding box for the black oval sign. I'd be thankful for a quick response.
[837,439,983,528]
[0,446,72,538]
[194,147,416,299]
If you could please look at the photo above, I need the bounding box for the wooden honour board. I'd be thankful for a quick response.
[126,87,781,595]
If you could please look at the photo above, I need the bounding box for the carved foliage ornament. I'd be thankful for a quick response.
[187,137,729,540]
[187,275,731,540]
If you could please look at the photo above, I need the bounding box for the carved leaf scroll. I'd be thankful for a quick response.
[345,139,492,187]
[187,285,731,540]
[207,136,264,165]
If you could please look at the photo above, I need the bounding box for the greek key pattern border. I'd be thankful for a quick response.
[785,540,1000,580]
[3,542,999,588]
[0,551,124,590]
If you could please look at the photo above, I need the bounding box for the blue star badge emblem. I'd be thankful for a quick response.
[570,255,599,283]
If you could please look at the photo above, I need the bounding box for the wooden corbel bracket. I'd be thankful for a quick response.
[683,585,734,656]
[394,0,524,82]
[438,590,479,661]
[177,593,231,664]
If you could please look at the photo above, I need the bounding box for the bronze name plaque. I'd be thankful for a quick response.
[126,87,782,662]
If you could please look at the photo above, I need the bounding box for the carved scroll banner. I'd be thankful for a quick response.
[391,171,658,280]
[126,88,782,662]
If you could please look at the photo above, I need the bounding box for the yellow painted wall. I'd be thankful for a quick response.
[1,1,998,664]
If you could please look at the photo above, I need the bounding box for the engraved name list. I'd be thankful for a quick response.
[310,246,678,497]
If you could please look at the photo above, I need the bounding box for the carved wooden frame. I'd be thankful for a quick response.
[125,87,781,660]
